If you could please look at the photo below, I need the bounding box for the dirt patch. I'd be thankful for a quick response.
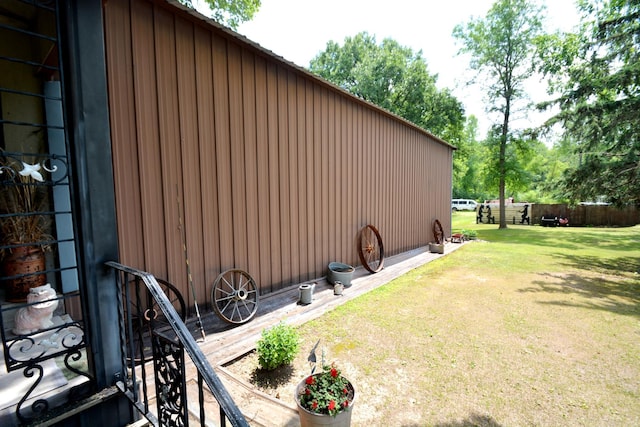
[223,349,311,404]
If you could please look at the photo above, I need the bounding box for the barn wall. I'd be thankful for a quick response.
[103,0,454,307]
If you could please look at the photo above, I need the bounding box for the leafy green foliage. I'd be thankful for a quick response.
[297,363,353,416]
[461,228,478,240]
[453,0,544,226]
[536,0,640,206]
[181,0,261,29]
[309,32,465,145]
[256,322,299,371]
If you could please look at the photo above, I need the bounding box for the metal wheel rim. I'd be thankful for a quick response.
[211,268,259,324]
[433,219,444,244]
[357,224,385,273]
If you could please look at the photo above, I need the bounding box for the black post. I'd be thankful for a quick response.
[60,0,131,424]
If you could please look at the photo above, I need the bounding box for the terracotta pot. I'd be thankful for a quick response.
[2,246,47,302]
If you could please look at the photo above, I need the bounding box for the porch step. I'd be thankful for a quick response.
[24,385,120,427]
[125,419,152,427]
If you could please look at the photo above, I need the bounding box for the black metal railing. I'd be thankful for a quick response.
[106,261,249,427]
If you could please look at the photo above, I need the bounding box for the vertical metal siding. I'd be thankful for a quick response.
[176,17,207,305]
[194,25,221,291]
[104,0,455,305]
[104,0,145,269]
[130,1,167,277]
[241,49,260,289]
[154,8,187,295]
[254,56,271,289]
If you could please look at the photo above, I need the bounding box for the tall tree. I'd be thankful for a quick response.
[309,32,465,145]
[453,0,544,228]
[536,0,640,206]
[183,0,261,29]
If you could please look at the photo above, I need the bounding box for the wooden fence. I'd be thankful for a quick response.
[531,204,639,227]
[475,203,639,227]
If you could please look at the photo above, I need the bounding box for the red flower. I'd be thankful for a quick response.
[305,376,315,385]
[343,400,349,408]
[305,388,311,395]
[330,368,338,378]
[311,401,318,410]
[328,400,336,411]
[342,388,348,395]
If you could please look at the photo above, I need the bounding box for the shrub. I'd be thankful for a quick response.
[462,229,478,240]
[256,322,300,371]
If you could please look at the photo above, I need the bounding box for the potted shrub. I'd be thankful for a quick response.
[0,156,52,302]
[295,346,355,427]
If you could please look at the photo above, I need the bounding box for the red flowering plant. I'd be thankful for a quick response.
[297,362,354,416]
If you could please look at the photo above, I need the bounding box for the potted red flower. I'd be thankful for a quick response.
[295,361,355,427]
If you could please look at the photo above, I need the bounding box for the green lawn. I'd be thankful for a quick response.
[295,212,640,426]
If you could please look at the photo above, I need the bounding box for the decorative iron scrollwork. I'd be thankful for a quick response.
[5,321,85,370]
[152,331,187,427]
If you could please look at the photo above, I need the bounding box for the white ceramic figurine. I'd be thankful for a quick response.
[13,284,58,335]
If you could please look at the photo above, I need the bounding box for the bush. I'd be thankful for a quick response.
[256,322,300,371]
[462,229,478,239]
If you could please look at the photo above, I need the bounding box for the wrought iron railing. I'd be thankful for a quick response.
[106,261,249,427]
[0,291,93,425]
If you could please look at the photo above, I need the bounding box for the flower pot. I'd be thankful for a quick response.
[327,262,354,287]
[295,374,355,427]
[428,242,444,254]
[2,246,47,302]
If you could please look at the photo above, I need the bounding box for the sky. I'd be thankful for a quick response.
[195,0,581,139]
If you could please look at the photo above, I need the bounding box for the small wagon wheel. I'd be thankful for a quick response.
[433,219,444,244]
[357,224,385,273]
[211,268,259,324]
[127,278,186,364]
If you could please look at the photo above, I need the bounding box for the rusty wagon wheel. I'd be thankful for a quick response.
[126,278,186,364]
[357,224,385,273]
[211,268,259,324]
[433,219,444,244]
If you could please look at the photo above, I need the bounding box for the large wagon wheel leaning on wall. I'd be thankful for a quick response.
[433,219,444,244]
[357,224,385,273]
[211,268,259,324]
[127,278,187,363]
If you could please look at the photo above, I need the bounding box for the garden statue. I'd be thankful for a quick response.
[13,283,58,335]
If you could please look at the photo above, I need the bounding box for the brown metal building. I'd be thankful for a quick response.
[103,0,455,308]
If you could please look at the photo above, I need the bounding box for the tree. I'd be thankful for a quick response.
[453,0,544,228]
[453,115,489,200]
[182,0,261,29]
[536,0,640,206]
[309,32,465,145]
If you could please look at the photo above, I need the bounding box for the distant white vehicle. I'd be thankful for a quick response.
[451,199,478,211]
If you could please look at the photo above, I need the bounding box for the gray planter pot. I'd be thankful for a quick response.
[429,243,444,254]
[327,262,354,287]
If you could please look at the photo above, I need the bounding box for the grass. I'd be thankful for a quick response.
[294,212,640,426]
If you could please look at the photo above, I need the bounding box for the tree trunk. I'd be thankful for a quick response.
[499,97,510,229]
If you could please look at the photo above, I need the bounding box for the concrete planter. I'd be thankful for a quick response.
[428,242,445,254]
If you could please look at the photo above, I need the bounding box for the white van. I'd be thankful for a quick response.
[451,199,478,211]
